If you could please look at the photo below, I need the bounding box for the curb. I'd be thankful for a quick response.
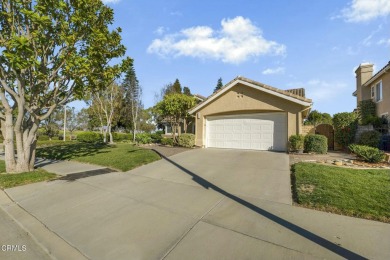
[0,190,88,260]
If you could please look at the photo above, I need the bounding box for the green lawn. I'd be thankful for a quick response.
[0,160,57,189]
[292,162,390,223]
[36,142,161,171]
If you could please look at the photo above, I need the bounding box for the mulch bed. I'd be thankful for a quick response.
[289,151,390,169]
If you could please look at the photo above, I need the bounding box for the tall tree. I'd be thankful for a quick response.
[66,107,78,139]
[154,93,195,143]
[89,82,122,143]
[161,79,183,97]
[172,79,182,93]
[76,108,91,131]
[214,78,223,93]
[305,110,333,129]
[121,63,142,142]
[0,0,127,172]
[183,86,191,96]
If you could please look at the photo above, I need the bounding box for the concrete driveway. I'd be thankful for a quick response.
[3,149,390,259]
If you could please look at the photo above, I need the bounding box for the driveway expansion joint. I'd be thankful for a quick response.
[161,197,226,260]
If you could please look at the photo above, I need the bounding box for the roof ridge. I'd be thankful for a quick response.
[237,76,312,102]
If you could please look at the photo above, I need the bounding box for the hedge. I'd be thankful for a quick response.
[112,132,132,142]
[135,133,153,144]
[178,134,195,148]
[77,132,103,143]
[289,134,305,151]
[161,138,174,146]
[304,134,328,154]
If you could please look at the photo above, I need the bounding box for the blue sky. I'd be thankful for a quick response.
[78,0,390,115]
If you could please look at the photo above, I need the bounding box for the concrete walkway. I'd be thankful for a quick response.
[1,149,389,259]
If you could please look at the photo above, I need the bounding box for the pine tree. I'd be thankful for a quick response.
[172,79,182,93]
[183,86,191,96]
[122,63,142,142]
[214,78,223,93]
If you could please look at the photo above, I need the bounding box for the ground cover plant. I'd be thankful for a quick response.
[36,142,160,171]
[0,160,57,189]
[292,162,390,223]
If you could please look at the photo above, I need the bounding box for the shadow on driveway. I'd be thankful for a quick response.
[152,149,367,260]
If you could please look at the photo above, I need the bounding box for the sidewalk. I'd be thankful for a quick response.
[0,156,115,260]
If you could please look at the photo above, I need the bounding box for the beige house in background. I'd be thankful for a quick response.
[353,62,390,118]
[189,77,312,152]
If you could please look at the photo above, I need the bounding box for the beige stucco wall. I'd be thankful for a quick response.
[370,72,390,117]
[193,83,310,148]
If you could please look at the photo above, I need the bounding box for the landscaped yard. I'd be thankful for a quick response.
[0,161,57,189]
[292,162,390,223]
[36,142,161,171]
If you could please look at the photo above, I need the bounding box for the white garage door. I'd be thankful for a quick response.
[206,113,287,151]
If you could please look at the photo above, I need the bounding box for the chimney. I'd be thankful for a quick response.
[355,63,373,104]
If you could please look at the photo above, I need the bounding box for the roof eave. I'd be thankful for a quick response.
[189,78,312,114]
[362,63,390,87]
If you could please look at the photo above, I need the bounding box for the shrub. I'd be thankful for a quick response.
[77,132,103,143]
[161,137,174,146]
[178,134,195,148]
[150,132,163,143]
[37,135,50,141]
[358,131,381,148]
[112,132,131,142]
[304,134,328,154]
[289,134,305,151]
[135,133,152,144]
[357,100,376,125]
[349,144,385,163]
[333,112,358,149]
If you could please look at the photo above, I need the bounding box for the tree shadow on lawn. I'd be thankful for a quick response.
[36,143,110,160]
[152,149,367,260]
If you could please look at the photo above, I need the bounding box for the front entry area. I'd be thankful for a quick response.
[206,113,287,151]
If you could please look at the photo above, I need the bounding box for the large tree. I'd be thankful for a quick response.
[0,0,127,172]
[154,93,195,142]
[89,82,122,143]
[121,63,142,142]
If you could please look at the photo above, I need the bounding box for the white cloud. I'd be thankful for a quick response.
[378,38,390,46]
[290,80,348,102]
[147,16,286,64]
[338,0,390,22]
[262,67,285,75]
[154,26,168,35]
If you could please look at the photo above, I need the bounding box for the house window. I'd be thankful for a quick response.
[374,81,382,102]
[371,86,375,98]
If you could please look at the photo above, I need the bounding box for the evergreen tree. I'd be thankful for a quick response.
[214,78,223,93]
[172,79,182,93]
[121,63,142,142]
[183,86,191,96]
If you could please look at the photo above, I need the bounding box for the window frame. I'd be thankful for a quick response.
[373,80,383,102]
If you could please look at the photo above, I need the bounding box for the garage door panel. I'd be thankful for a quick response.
[206,113,287,151]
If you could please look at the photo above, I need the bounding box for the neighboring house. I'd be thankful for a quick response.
[188,76,313,152]
[353,62,390,118]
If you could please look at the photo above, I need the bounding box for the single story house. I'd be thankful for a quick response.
[353,62,390,118]
[188,76,313,152]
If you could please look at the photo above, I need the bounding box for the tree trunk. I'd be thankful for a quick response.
[3,112,16,173]
[108,125,113,144]
[132,121,136,143]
